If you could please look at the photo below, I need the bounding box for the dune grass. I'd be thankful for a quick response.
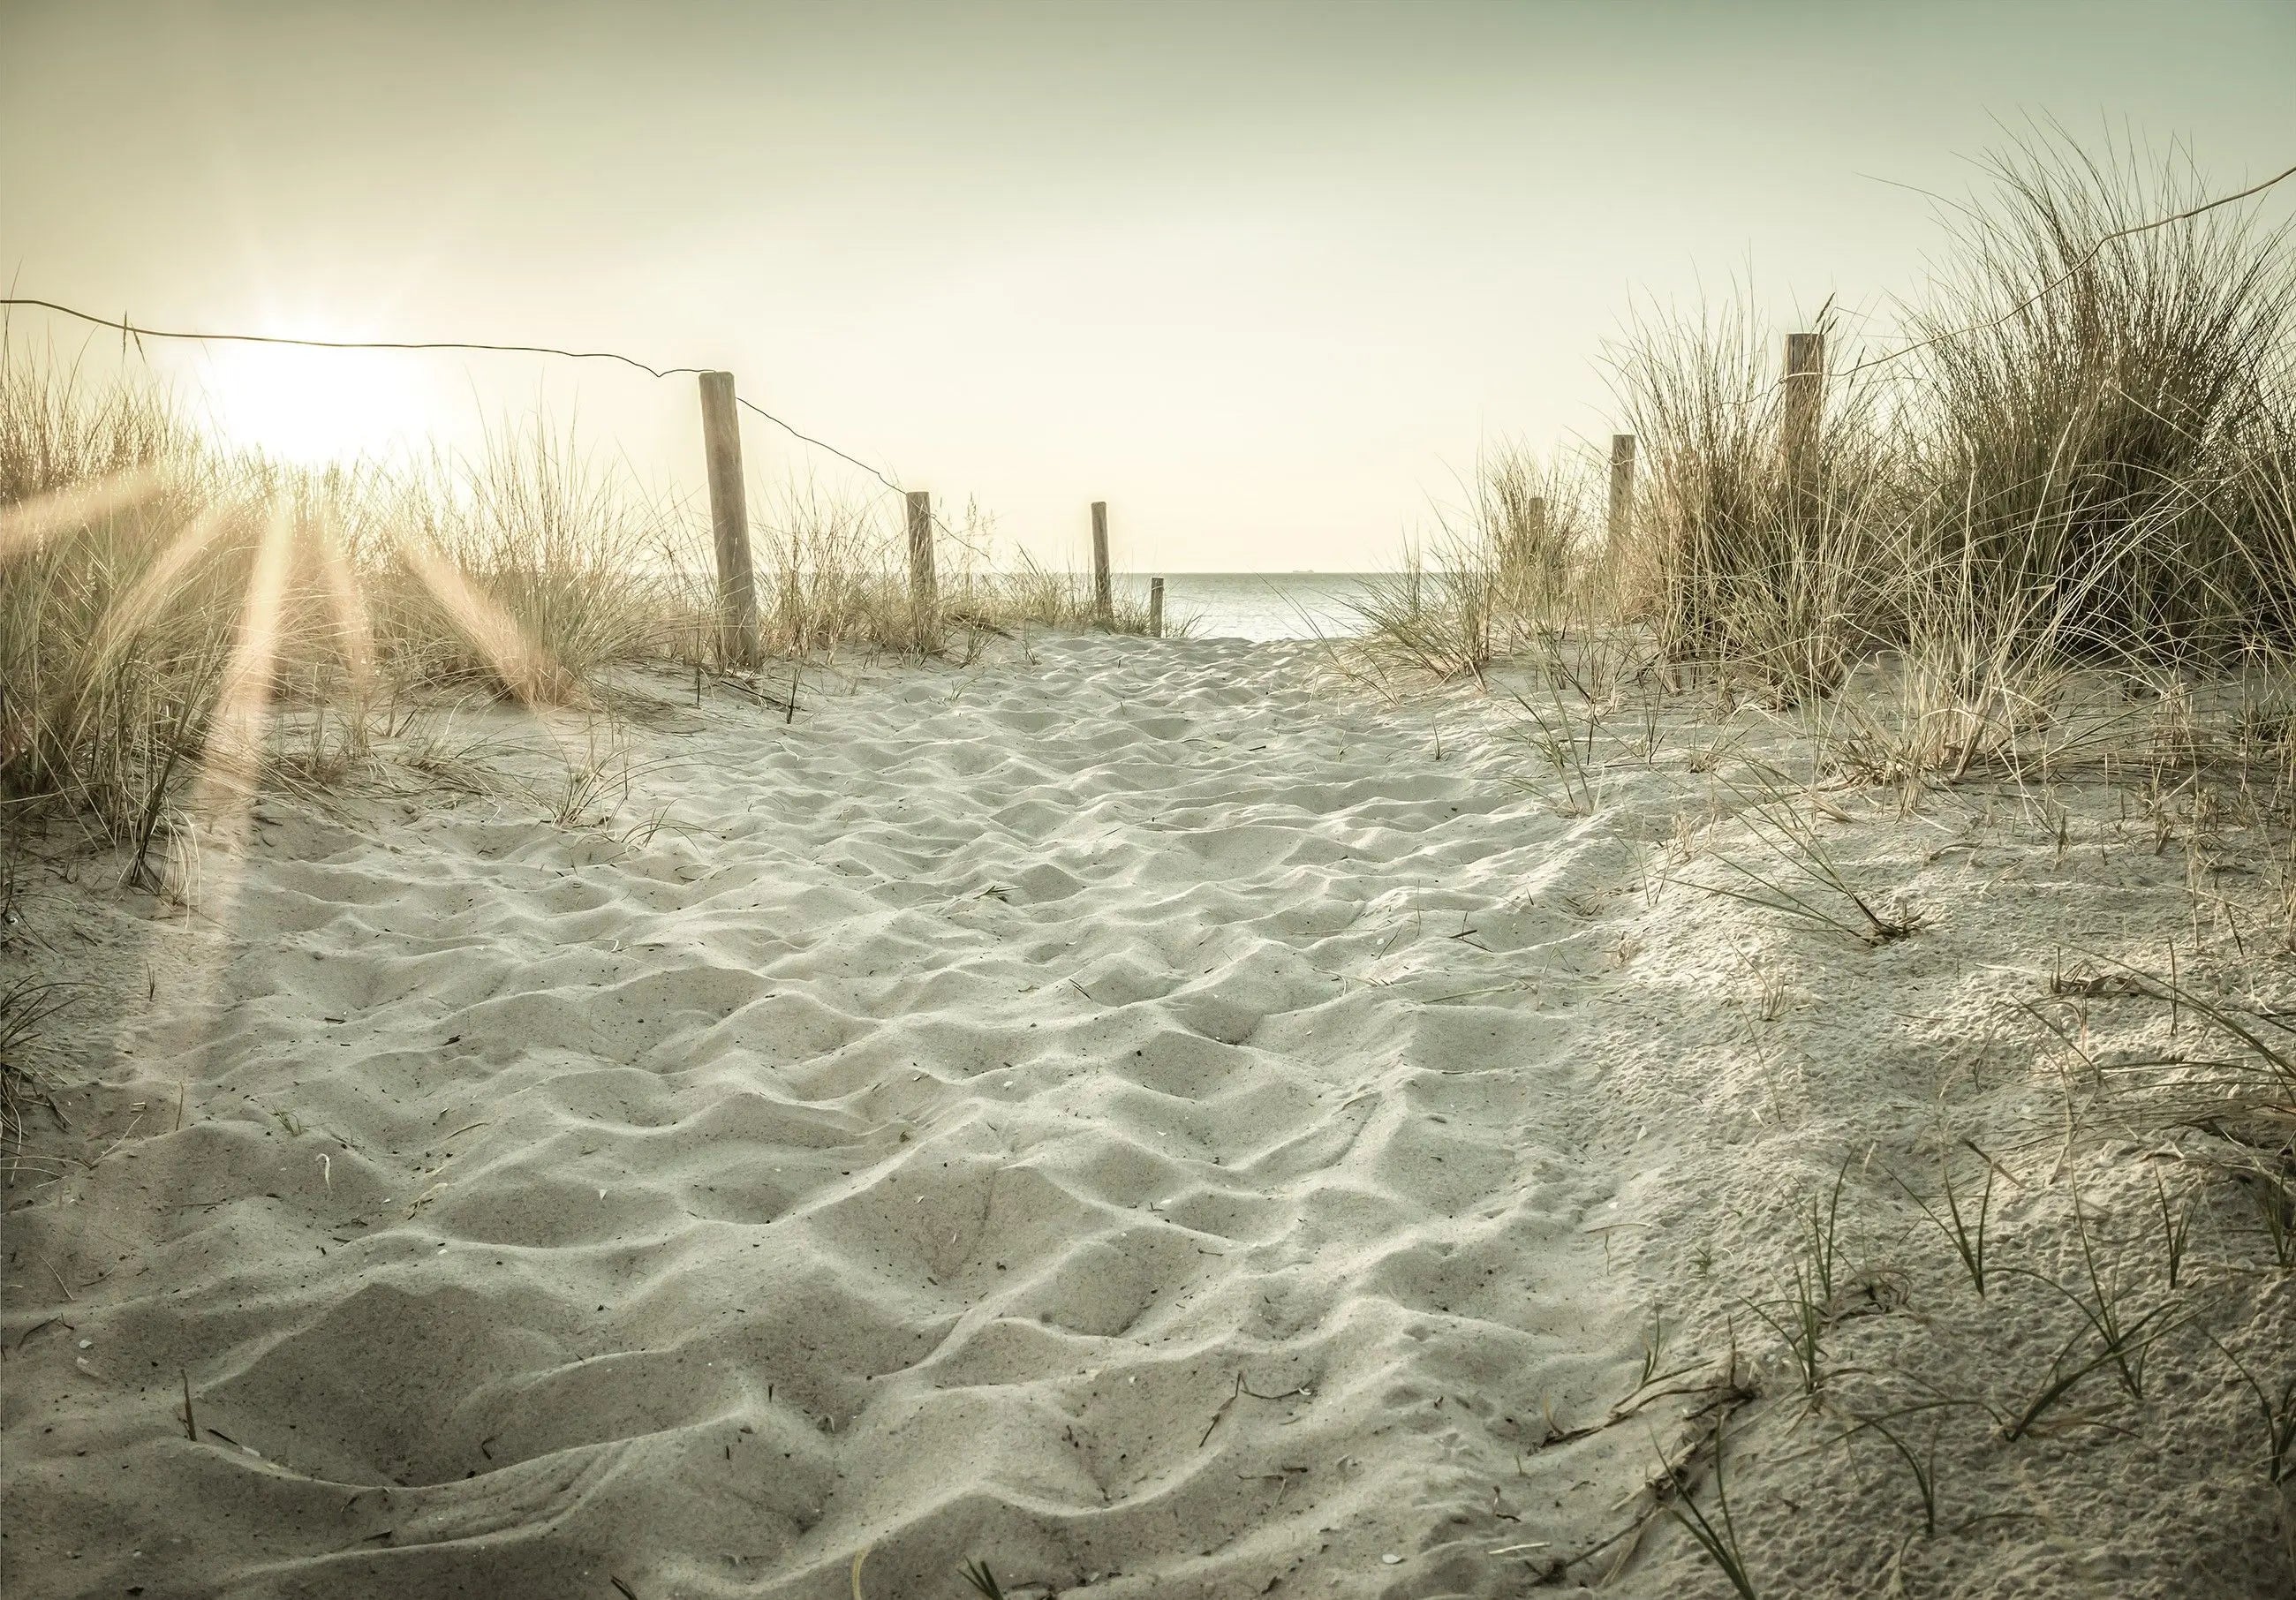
[14,127,2290,850]
[2,354,262,838]
[752,484,1171,659]
[0,974,72,1147]
[1363,133,2296,774]
[1346,442,1590,684]
[0,351,706,842]
[0,344,1173,849]
[353,427,706,697]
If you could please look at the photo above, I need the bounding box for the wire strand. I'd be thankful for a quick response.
[0,293,909,494]
[1835,157,2296,378]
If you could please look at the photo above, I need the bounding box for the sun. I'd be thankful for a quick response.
[193,343,436,467]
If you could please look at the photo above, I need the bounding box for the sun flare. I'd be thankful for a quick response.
[193,344,434,467]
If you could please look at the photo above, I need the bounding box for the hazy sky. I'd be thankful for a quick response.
[6,1,2293,570]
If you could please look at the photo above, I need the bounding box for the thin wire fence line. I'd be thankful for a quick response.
[1832,156,2296,379]
[1673,155,2296,414]
[14,155,2292,472]
[0,294,909,495]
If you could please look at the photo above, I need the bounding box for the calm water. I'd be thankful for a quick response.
[1112,572,1386,641]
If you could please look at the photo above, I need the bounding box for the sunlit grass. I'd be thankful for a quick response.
[0,338,1182,882]
[1348,132,2296,807]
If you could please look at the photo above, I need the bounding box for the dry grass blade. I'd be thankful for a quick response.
[1834,1406,1950,1536]
[2206,1333,2296,1485]
[2001,1322,2130,1441]
[1891,1140,1996,1296]
[0,977,76,1142]
[1661,1416,1762,1600]
[958,1558,1008,1599]
[1690,770,1919,945]
[2011,1189,2179,1401]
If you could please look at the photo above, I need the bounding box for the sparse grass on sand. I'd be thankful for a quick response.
[751,480,1171,660]
[1332,130,2296,1596]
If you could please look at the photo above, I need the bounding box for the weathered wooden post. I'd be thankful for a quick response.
[905,489,936,651]
[698,372,759,667]
[1091,501,1113,628]
[1606,434,1636,547]
[1783,331,1825,529]
[1149,577,1165,638]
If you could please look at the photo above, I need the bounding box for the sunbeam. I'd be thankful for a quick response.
[187,494,294,857]
[395,532,572,708]
[0,466,163,562]
[85,499,242,668]
[308,496,377,701]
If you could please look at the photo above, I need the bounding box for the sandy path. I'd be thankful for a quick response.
[4,638,1684,1599]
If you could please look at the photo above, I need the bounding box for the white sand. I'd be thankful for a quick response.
[3,635,2290,1597]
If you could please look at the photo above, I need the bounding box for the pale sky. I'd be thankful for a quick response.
[6,1,2292,570]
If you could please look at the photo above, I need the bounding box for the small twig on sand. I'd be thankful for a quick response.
[1199,1371,1314,1447]
[1533,1361,1758,1585]
[1200,1374,1244,1446]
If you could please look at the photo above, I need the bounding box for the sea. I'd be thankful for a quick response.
[1109,573,1386,641]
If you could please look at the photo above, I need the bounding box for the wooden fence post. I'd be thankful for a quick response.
[1507,494,1551,609]
[1091,501,1113,627]
[1149,577,1165,638]
[698,372,759,668]
[1783,331,1825,528]
[1606,434,1636,547]
[906,489,936,650]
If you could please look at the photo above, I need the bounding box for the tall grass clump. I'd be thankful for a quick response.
[754,480,908,656]
[1348,443,1590,683]
[1901,137,2296,669]
[1360,132,2294,736]
[1484,442,1583,624]
[0,346,188,503]
[2240,394,2296,645]
[1399,125,2296,781]
[0,350,250,834]
[357,426,707,697]
[1606,299,1899,702]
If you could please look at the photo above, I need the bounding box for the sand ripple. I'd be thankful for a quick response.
[4,638,1672,1598]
